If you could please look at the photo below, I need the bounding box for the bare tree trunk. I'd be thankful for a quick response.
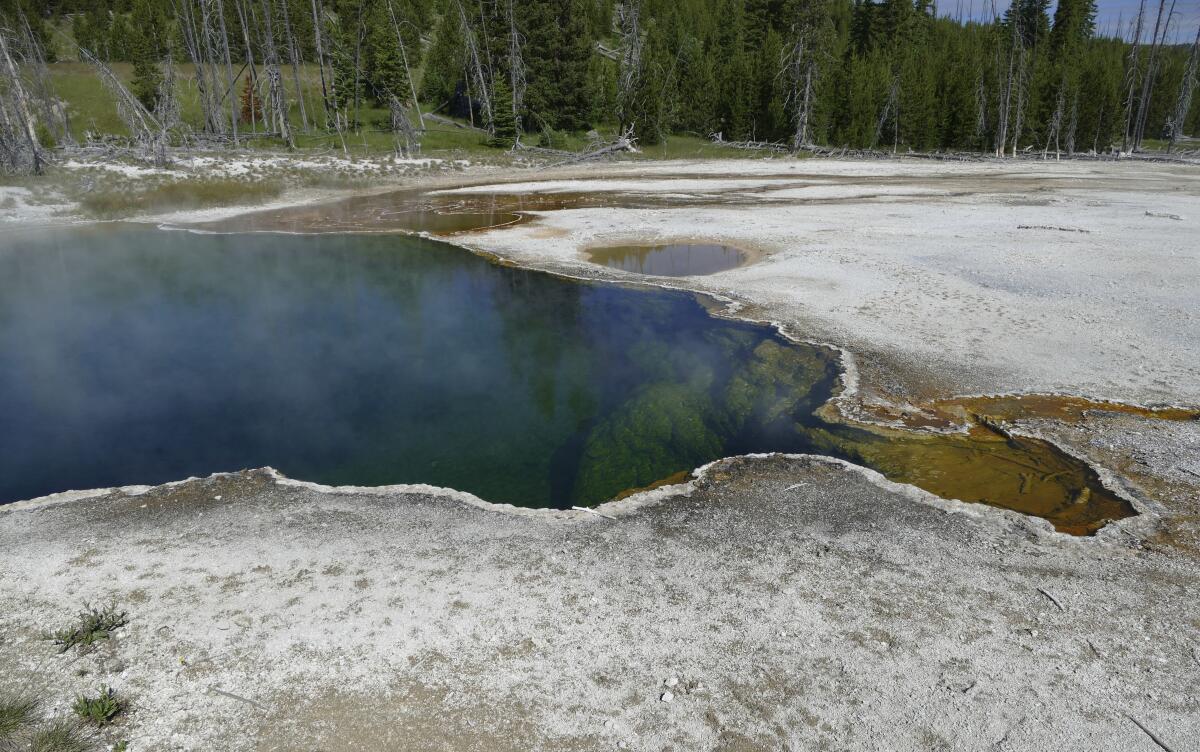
[0,26,44,174]
[994,8,1018,157]
[1134,0,1177,149]
[1132,0,1167,150]
[259,0,293,147]
[454,0,493,133]
[80,45,169,166]
[351,1,366,130]
[176,0,221,134]
[310,0,334,126]
[873,76,899,150]
[278,0,308,133]
[1166,25,1200,151]
[214,0,240,144]
[506,0,525,121]
[1010,44,1028,157]
[1065,91,1078,155]
[18,15,71,147]
[1121,0,1147,152]
[232,0,261,134]
[782,21,821,152]
[615,1,642,128]
[974,72,988,145]
[386,0,425,131]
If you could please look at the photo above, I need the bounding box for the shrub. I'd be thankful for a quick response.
[72,688,122,728]
[48,604,128,654]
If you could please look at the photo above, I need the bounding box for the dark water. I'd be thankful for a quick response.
[0,226,837,508]
[588,243,749,276]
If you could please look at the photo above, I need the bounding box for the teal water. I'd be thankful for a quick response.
[0,226,839,507]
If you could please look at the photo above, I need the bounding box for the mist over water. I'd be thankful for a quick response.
[0,226,837,507]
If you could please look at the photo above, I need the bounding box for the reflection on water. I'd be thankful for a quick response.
[0,226,1138,534]
[588,243,749,276]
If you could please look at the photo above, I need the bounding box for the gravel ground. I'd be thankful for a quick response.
[2,156,1198,751]
[1,451,1198,752]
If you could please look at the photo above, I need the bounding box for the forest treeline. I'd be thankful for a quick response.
[1,0,1199,174]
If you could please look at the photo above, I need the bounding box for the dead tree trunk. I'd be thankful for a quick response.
[1134,0,1177,149]
[615,1,642,128]
[156,52,182,134]
[80,46,169,166]
[389,94,419,156]
[19,15,71,147]
[213,0,240,144]
[781,23,820,152]
[0,25,45,174]
[1166,25,1200,152]
[1121,0,1147,152]
[506,0,526,121]
[1065,92,1078,155]
[310,0,334,126]
[994,11,1018,157]
[232,0,261,135]
[386,0,424,131]
[1043,82,1064,159]
[872,76,899,151]
[176,0,222,135]
[1010,42,1029,157]
[258,0,293,148]
[277,0,308,132]
[453,0,493,133]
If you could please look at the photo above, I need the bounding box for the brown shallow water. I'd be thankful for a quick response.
[206,189,709,236]
[588,243,752,276]
[181,186,1198,535]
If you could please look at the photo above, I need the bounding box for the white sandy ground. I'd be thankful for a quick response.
[441,158,1200,408]
[2,156,1200,750]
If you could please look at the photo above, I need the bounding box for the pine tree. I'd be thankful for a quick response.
[366,2,410,107]
[489,76,518,146]
[520,0,562,132]
[420,9,464,106]
[556,0,593,131]
[128,0,162,111]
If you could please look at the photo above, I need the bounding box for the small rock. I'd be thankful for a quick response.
[660,691,674,703]
[604,719,614,729]
[664,677,679,688]
[214,495,222,500]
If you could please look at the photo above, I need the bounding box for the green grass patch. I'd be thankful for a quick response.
[0,692,39,737]
[47,604,128,654]
[28,718,93,752]
[79,178,284,218]
[72,689,122,729]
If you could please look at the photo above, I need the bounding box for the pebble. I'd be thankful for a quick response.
[660,690,674,703]
[664,677,678,688]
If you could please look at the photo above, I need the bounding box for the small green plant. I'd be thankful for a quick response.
[112,741,129,752]
[48,604,128,654]
[28,718,92,752]
[72,688,122,728]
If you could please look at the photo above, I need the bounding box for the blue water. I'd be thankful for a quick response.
[0,226,838,507]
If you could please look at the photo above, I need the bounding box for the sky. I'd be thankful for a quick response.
[937,0,1200,43]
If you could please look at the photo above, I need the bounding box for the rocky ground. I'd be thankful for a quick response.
[1,156,1198,751]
